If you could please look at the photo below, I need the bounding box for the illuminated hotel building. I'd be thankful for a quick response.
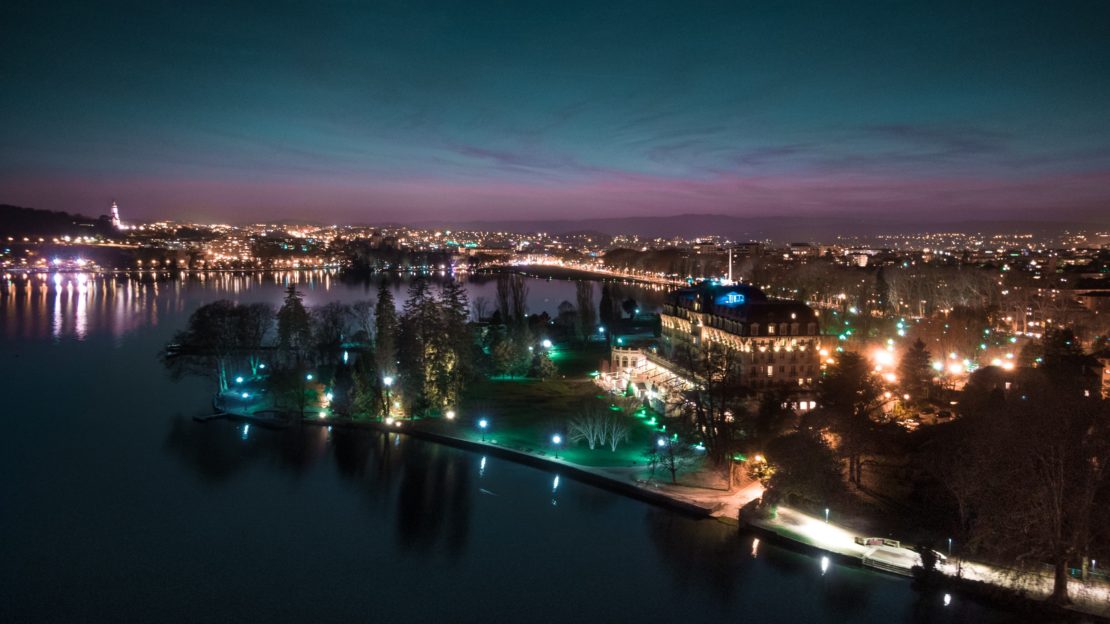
[659,282,824,389]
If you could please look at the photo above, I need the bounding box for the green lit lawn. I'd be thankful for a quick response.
[444,376,665,468]
[547,341,609,377]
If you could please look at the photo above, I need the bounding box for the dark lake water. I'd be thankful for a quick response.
[0,271,1011,623]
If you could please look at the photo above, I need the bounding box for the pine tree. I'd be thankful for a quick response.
[398,279,442,416]
[435,279,473,409]
[351,351,382,419]
[898,338,934,404]
[374,281,398,376]
[599,284,615,327]
[276,284,311,357]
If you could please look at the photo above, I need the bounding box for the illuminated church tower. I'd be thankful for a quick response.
[110,201,122,229]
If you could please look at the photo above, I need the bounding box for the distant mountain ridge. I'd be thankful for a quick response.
[0,204,111,238]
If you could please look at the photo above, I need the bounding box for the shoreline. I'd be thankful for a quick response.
[204,410,1109,621]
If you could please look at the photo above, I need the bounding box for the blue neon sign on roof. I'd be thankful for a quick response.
[714,291,746,307]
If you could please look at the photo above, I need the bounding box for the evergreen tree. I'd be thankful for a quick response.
[532,350,557,380]
[398,279,442,416]
[897,338,934,404]
[374,281,398,376]
[276,285,312,357]
[436,279,473,408]
[598,284,615,327]
[351,351,383,419]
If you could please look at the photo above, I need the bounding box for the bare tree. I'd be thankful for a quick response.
[606,417,629,452]
[351,300,375,342]
[568,402,607,450]
[472,296,491,322]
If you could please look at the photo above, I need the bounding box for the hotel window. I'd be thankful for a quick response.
[767,324,775,335]
[766,365,774,377]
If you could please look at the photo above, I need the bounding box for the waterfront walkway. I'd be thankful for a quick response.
[206,405,1110,618]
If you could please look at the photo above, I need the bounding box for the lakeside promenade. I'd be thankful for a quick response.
[209,403,1110,619]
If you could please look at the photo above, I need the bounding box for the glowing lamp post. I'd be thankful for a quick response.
[445,409,456,420]
[382,375,394,420]
[825,508,830,524]
[541,339,553,349]
[479,418,489,441]
[552,434,562,459]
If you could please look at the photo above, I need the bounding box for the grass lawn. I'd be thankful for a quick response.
[547,341,609,377]
[448,376,666,468]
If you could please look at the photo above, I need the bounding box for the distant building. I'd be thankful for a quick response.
[109,201,123,229]
[731,242,763,257]
[788,242,818,258]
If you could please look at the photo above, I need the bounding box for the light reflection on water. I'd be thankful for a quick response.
[1,269,667,344]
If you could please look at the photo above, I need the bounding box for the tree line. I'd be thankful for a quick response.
[163,277,575,420]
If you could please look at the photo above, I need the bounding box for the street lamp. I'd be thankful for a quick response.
[552,434,562,459]
[382,375,394,420]
[825,508,830,523]
[445,409,456,420]
[541,339,553,349]
[479,418,489,441]
[305,373,313,381]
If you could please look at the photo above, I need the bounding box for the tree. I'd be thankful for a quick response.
[752,388,795,447]
[276,285,312,357]
[313,301,350,362]
[575,281,596,341]
[815,351,883,485]
[509,274,528,326]
[1040,327,1099,396]
[598,284,616,327]
[655,437,694,484]
[397,279,442,416]
[472,296,491,322]
[265,364,318,421]
[350,299,375,343]
[435,279,473,408]
[238,303,274,375]
[672,342,749,468]
[605,416,629,451]
[952,387,1110,605]
[490,331,530,378]
[621,297,638,318]
[495,274,512,325]
[532,351,557,380]
[568,403,608,450]
[759,431,843,507]
[374,281,398,377]
[162,300,241,392]
[351,351,383,419]
[897,338,934,404]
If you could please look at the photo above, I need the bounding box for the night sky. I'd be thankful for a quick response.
[3,1,1109,224]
